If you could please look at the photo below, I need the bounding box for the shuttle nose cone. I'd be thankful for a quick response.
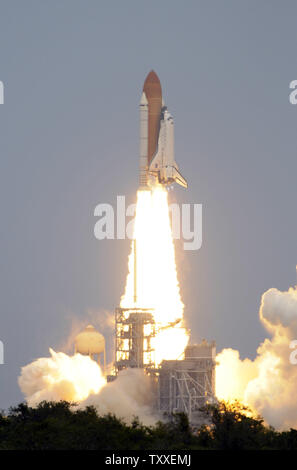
[143,70,162,98]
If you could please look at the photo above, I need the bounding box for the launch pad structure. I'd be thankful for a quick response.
[115,307,156,370]
[158,342,216,422]
[113,304,216,421]
[115,242,157,371]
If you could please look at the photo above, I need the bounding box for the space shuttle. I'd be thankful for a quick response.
[139,70,188,189]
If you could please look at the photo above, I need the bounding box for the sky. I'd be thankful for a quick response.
[0,1,296,409]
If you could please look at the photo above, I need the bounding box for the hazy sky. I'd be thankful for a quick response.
[0,1,296,409]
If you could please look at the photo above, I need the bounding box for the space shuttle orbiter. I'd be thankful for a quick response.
[139,70,187,189]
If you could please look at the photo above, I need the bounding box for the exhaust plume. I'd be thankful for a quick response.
[19,351,156,424]
[121,187,189,364]
[216,280,297,430]
[18,349,106,405]
[82,368,157,425]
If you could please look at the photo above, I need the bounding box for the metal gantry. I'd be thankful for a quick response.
[114,305,216,423]
[115,307,156,371]
[158,346,216,421]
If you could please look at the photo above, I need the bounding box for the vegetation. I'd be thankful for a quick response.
[0,400,297,450]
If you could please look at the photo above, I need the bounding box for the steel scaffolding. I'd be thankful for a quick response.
[158,342,216,421]
[115,307,156,370]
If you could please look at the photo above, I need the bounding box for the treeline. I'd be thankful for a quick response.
[0,400,297,450]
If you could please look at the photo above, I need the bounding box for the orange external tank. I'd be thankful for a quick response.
[143,70,162,164]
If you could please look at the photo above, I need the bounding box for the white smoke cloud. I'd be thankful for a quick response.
[18,349,106,406]
[82,368,158,425]
[215,349,258,402]
[216,282,297,430]
[260,287,297,335]
[19,350,157,425]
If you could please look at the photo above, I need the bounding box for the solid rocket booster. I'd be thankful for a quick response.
[139,92,149,187]
[139,70,187,189]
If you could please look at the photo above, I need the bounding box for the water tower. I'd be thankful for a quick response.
[74,325,106,373]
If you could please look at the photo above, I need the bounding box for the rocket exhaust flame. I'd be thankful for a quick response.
[120,186,189,365]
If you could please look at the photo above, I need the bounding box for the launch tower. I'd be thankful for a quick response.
[115,307,156,370]
[158,341,216,421]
